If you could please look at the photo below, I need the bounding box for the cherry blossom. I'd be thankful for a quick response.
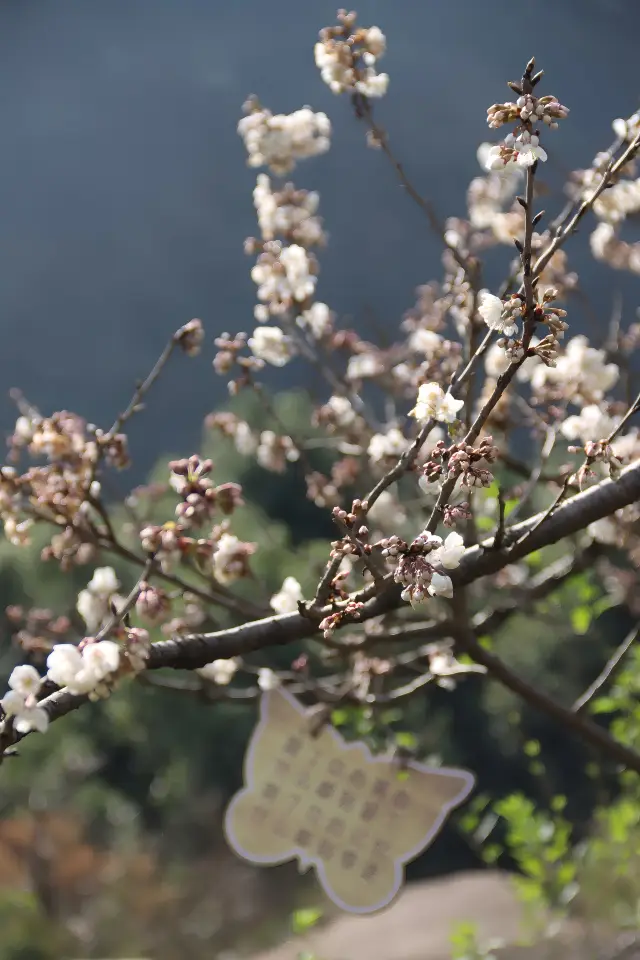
[411,382,464,425]
[270,576,304,615]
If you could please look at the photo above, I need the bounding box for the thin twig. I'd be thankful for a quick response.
[453,619,640,774]
[572,624,640,714]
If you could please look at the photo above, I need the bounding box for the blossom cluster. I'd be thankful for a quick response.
[485,59,568,171]
[238,98,331,176]
[382,530,465,607]
[315,11,388,98]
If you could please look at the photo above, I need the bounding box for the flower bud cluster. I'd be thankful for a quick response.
[420,437,499,490]
[485,59,568,171]
[315,11,388,99]
[238,97,331,176]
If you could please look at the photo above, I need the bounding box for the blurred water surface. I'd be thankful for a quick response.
[0,0,638,475]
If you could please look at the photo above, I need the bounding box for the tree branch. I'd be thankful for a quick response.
[453,620,640,774]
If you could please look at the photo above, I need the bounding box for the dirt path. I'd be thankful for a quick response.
[250,870,527,960]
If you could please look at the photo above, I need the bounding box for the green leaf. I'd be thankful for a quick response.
[590,697,619,715]
[291,907,323,935]
[395,731,418,750]
[330,709,349,727]
[571,605,591,635]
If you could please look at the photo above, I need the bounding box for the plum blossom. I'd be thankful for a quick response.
[485,343,512,379]
[430,532,465,570]
[1,691,49,734]
[77,567,125,635]
[0,664,49,734]
[7,665,42,699]
[530,335,618,402]
[478,291,519,337]
[368,428,408,464]
[513,131,547,167]
[315,18,388,98]
[389,528,465,608]
[46,641,121,696]
[212,533,256,584]
[251,243,317,313]
[368,491,407,531]
[297,302,332,338]
[270,576,304,614]
[253,175,326,247]
[411,382,464,425]
[408,328,443,356]
[257,667,279,691]
[346,352,384,381]
[238,102,331,175]
[587,516,618,545]
[248,326,294,367]
[560,404,619,444]
[324,395,357,428]
[198,658,239,685]
[427,571,454,598]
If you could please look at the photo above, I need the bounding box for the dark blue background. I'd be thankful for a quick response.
[0,0,638,475]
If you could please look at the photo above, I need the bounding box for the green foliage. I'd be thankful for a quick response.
[291,906,323,935]
[450,921,498,960]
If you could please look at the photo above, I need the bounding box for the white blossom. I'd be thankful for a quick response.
[411,382,464,424]
[280,245,316,301]
[368,428,408,464]
[531,335,618,403]
[541,335,617,402]
[248,326,294,367]
[0,689,49,734]
[198,658,239,685]
[484,343,511,379]
[3,517,33,547]
[212,533,250,585]
[46,645,88,690]
[257,667,279,691]
[251,243,317,311]
[478,291,504,329]
[8,664,42,698]
[368,491,407,530]
[46,641,121,696]
[325,395,357,427]
[428,571,454,598]
[238,105,331,175]
[587,516,618,545]
[315,26,388,98]
[612,110,640,143]
[82,641,120,679]
[514,132,547,166]
[484,145,516,172]
[478,291,519,337]
[355,69,389,98]
[364,26,386,57]
[430,532,465,570]
[270,576,304,615]
[256,430,299,472]
[346,352,384,381]
[408,328,443,356]
[77,567,124,634]
[253,175,325,246]
[88,567,120,596]
[234,422,258,456]
[561,404,619,444]
[297,302,332,338]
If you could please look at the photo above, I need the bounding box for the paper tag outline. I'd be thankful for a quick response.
[223,686,475,914]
